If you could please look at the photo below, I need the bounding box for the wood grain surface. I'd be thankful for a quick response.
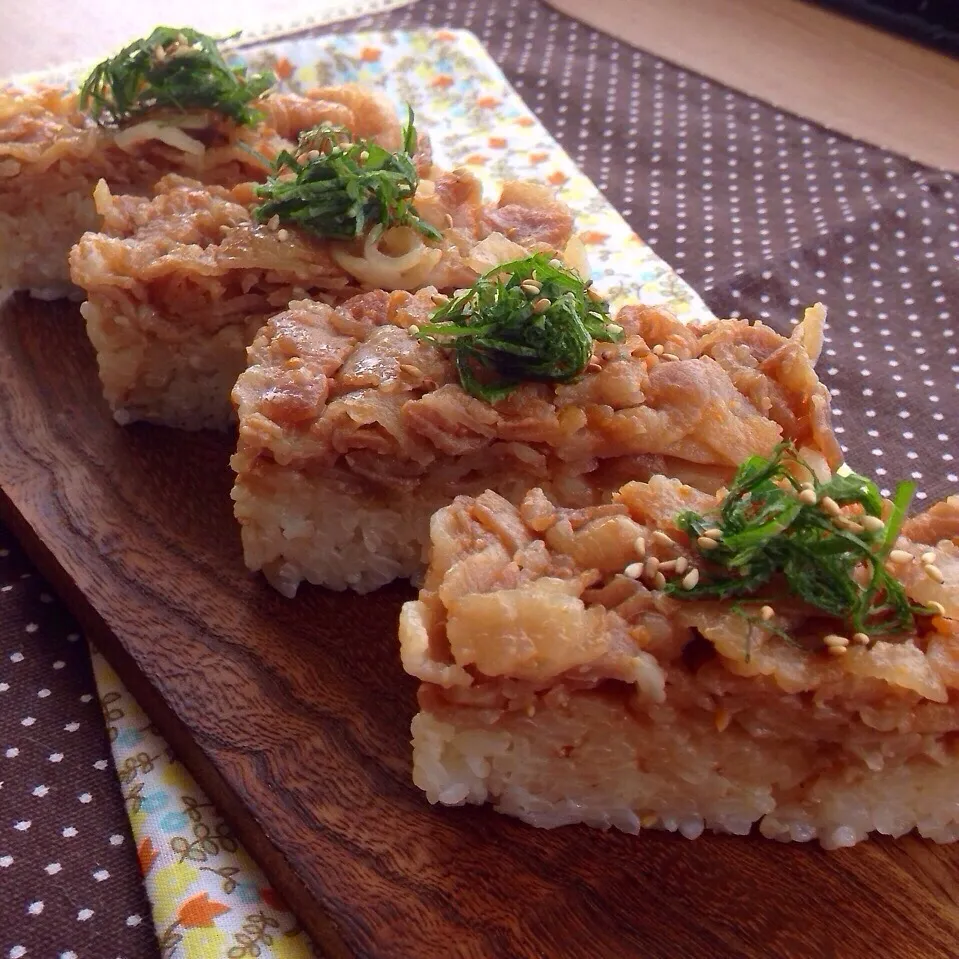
[3,296,959,958]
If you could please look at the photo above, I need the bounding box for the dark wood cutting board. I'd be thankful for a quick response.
[2,295,959,959]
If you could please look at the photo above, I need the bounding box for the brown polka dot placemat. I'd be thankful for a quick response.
[1,0,956,955]
[0,544,158,958]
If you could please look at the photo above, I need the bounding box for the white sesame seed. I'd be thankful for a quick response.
[697,536,719,551]
[820,495,842,516]
[624,562,643,579]
[651,530,674,547]
[681,568,700,590]
[760,605,775,621]
[924,564,945,584]
[798,488,818,506]
[888,549,914,564]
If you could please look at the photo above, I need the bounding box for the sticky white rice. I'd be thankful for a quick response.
[413,691,959,849]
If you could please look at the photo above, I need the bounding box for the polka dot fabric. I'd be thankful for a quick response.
[0,0,956,953]
[0,544,158,958]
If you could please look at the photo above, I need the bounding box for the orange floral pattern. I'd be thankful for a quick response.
[260,888,290,912]
[273,57,294,80]
[179,892,231,929]
[138,836,159,876]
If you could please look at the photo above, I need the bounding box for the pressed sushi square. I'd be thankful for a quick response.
[70,174,359,431]
[400,480,959,848]
[230,294,840,596]
[1,83,399,295]
[70,158,577,431]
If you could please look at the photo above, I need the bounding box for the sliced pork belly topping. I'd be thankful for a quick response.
[480,180,575,249]
[403,475,958,706]
[233,294,842,488]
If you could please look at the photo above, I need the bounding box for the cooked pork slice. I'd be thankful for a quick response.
[70,168,576,430]
[0,84,399,294]
[400,475,959,848]
[903,497,959,546]
[258,84,402,150]
[230,297,840,595]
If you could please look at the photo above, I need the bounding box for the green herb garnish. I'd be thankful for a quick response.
[79,26,274,126]
[412,253,623,402]
[251,108,439,242]
[664,443,933,642]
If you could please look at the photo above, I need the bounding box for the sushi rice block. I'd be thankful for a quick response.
[400,465,959,848]
[230,291,840,595]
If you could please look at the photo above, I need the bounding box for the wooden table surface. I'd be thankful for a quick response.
[1,1,956,955]
[2,0,958,171]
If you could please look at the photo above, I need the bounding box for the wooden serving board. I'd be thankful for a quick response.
[3,297,959,959]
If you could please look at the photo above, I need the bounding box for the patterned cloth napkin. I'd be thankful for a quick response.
[90,651,315,958]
